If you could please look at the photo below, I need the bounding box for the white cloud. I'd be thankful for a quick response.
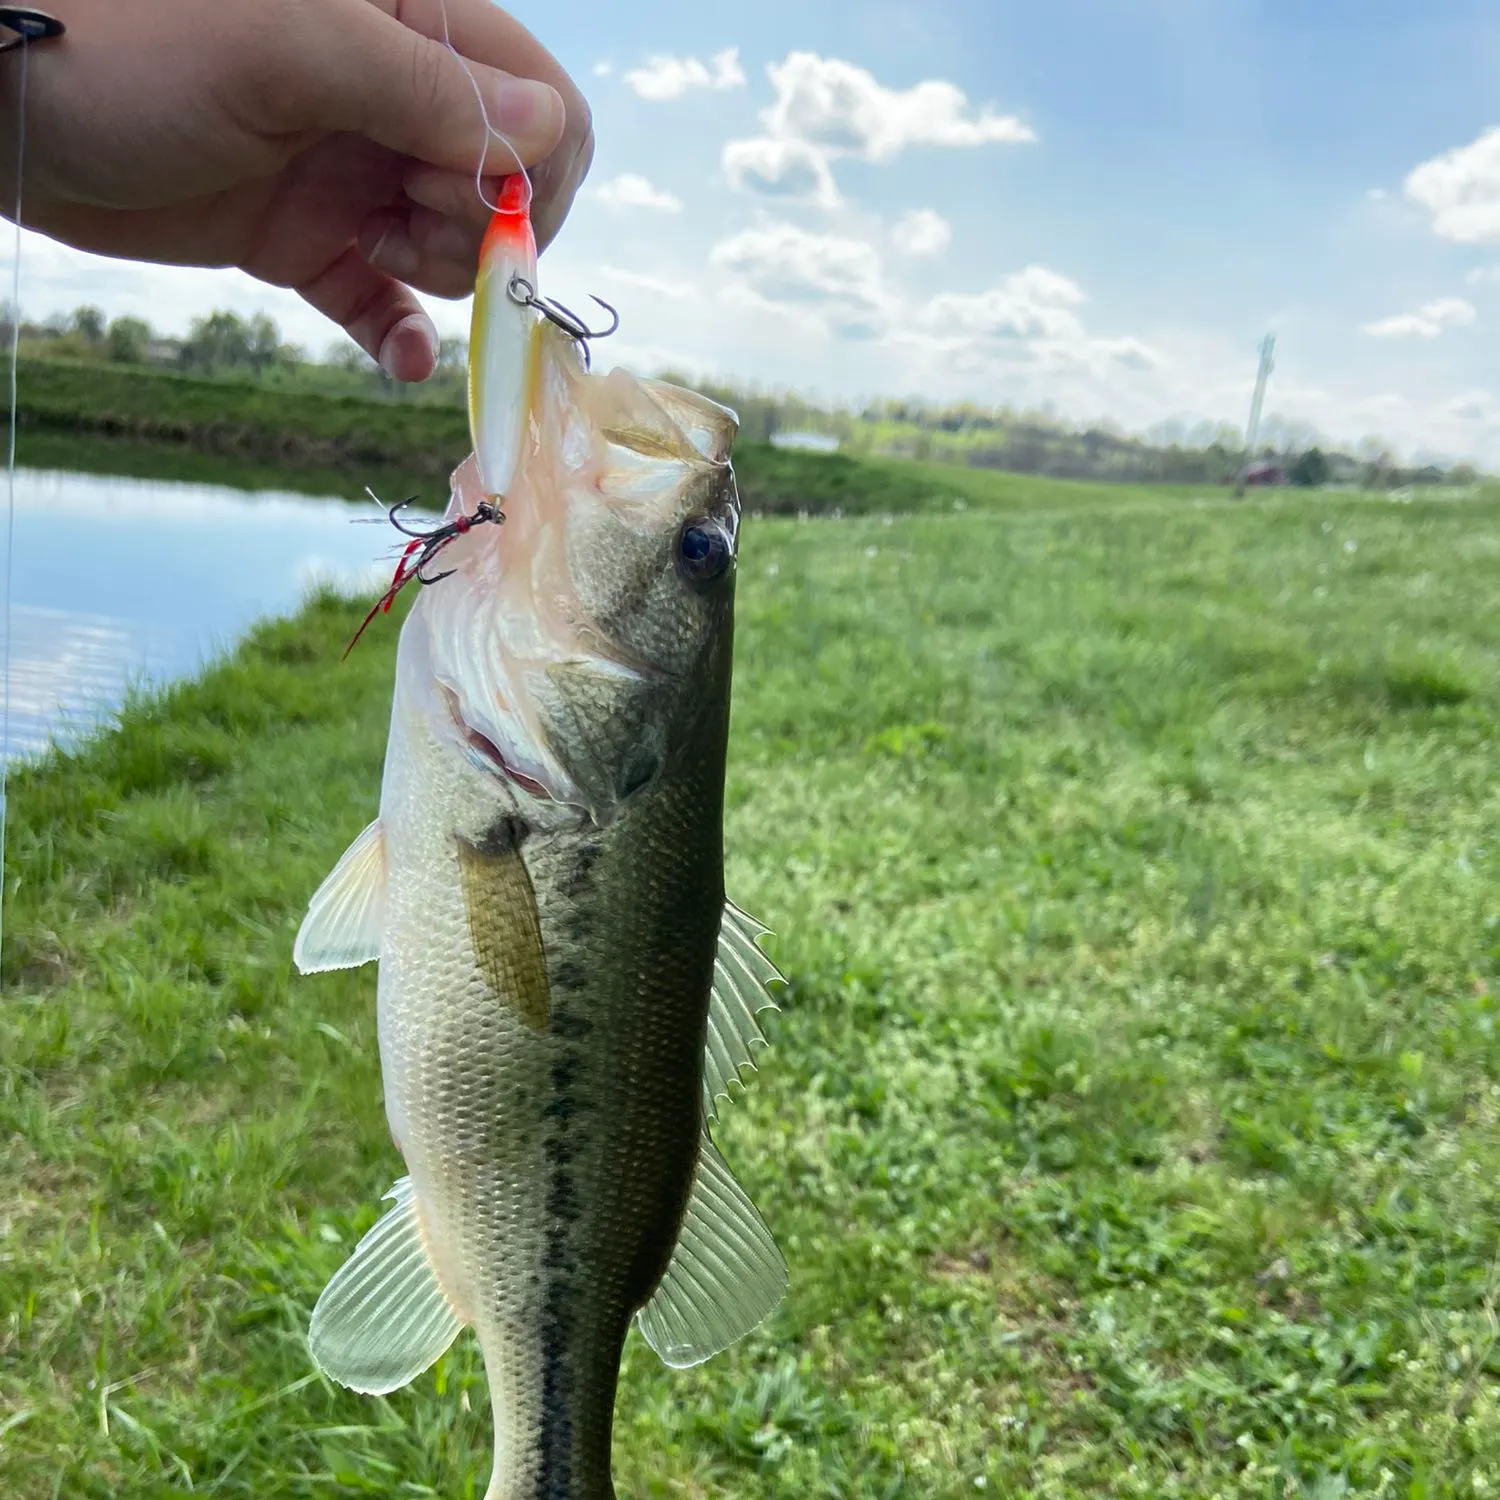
[592,61,612,77]
[761,51,1034,161]
[1443,390,1497,424]
[598,266,699,301]
[722,51,1033,208]
[595,173,683,213]
[891,209,952,257]
[710,222,893,338]
[917,265,1159,377]
[1465,264,1500,285]
[1362,297,1477,339]
[705,219,1156,387]
[623,47,745,101]
[1404,127,1500,243]
[924,266,1086,341]
[1366,187,1389,202]
[721,137,841,207]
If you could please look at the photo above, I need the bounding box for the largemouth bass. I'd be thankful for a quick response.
[294,175,785,1500]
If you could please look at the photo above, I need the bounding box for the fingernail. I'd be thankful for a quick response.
[379,311,438,382]
[533,133,593,250]
[362,225,419,280]
[488,78,563,152]
[559,132,593,202]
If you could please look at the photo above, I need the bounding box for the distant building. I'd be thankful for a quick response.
[1243,462,1284,486]
[769,431,840,453]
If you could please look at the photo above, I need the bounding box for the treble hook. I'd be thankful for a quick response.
[382,494,432,541]
[506,274,619,369]
[343,494,504,657]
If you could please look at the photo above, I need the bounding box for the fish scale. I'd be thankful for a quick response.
[293,176,787,1500]
[377,612,729,1500]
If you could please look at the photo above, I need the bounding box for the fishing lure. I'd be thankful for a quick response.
[345,172,618,658]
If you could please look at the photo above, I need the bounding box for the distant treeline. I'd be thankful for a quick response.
[685,385,1480,491]
[4,302,470,408]
[5,303,1484,490]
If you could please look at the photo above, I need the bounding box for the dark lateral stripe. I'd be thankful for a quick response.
[537,1030,579,1500]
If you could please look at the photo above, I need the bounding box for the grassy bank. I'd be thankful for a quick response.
[11,356,1227,516]
[4,479,1500,1496]
[12,355,472,476]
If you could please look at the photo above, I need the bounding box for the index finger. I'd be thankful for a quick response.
[365,0,593,252]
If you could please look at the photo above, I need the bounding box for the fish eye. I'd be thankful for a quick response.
[676,518,734,586]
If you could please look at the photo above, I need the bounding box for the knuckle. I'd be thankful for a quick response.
[224,0,321,132]
[406,37,454,125]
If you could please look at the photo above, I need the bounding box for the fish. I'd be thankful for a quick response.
[293,174,787,1500]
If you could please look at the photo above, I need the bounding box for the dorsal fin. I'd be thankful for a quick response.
[703,901,786,1123]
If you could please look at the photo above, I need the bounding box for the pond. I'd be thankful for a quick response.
[1,467,394,761]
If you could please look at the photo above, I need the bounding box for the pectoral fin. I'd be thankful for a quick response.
[293,819,386,973]
[309,1178,464,1394]
[455,829,550,1031]
[635,1137,787,1369]
[703,901,786,1123]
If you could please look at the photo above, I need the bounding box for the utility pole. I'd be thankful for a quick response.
[1235,333,1276,497]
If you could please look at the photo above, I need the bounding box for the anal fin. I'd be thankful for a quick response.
[309,1177,463,1394]
[635,1136,787,1369]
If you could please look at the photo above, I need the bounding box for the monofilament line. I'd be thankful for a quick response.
[1,38,31,977]
[438,0,531,215]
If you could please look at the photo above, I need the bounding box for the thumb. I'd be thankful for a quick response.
[283,0,566,176]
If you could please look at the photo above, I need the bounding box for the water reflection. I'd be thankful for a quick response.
[2,468,393,760]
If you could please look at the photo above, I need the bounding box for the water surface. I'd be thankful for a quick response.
[2,468,393,760]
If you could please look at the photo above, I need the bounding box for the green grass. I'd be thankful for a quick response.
[4,478,1500,1497]
[12,355,473,477]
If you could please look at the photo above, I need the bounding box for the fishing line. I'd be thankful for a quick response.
[436,0,533,216]
[1,21,35,977]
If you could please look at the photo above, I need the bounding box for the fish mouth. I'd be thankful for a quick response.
[438,681,557,803]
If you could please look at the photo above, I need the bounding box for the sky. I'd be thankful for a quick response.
[11,0,1500,464]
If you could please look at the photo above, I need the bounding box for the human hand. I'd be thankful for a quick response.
[0,0,594,380]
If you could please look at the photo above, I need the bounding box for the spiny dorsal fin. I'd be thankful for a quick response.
[635,1137,786,1368]
[294,819,386,973]
[309,1177,464,1394]
[703,901,786,1123]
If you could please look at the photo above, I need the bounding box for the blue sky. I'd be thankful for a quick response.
[15,0,1500,462]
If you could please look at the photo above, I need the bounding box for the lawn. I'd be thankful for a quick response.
[3,476,1500,1498]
